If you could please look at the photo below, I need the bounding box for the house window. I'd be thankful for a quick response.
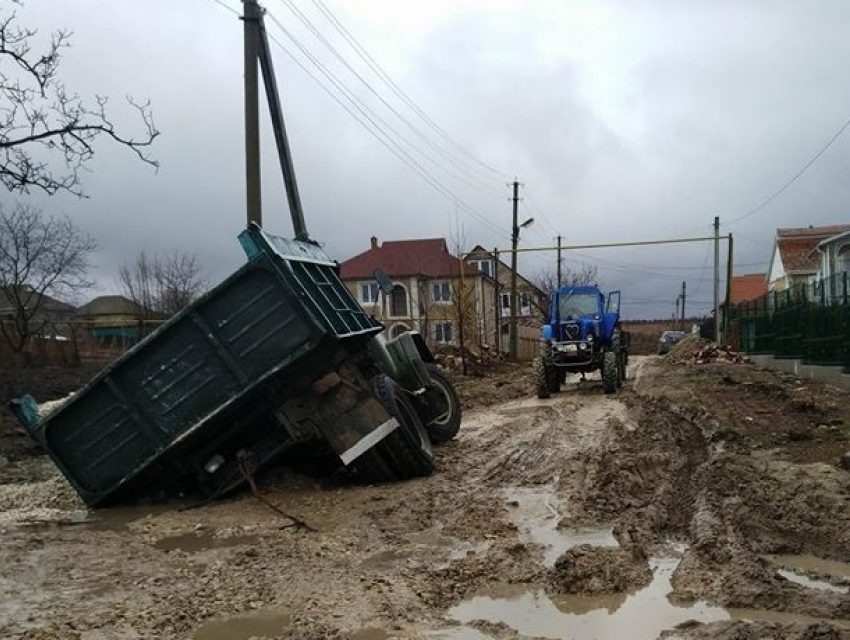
[432,281,451,303]
[840,247,850,274]
[434,322,453,344]
[390,285,408,317]
[469,259,493,277]
[360,282,379,304]
[519,292,532,316]
[501,293,511,312]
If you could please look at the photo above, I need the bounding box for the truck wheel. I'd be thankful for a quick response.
[421,364,462,443]
[350,448,399,483]
[534,357,550,399]
[602,350,618,394]
[371,374,435,478]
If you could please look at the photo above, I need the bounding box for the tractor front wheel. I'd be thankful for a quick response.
[602,350,619,394]
[534,357,551,399]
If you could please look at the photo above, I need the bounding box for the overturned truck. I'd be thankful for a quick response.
[11,224,461,507]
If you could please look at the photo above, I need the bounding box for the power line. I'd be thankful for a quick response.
[262,10,511,240]
[309,0,510,182]
[207,0,240,16]
[728,113,850,226]
[275,0,506,198]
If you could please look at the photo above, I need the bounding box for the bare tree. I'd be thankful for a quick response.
[0,202,95,353]
[119,249,207,318]
[532,262,599,320]
[0,2,159,197]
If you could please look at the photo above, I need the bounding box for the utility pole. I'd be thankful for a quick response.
[713,216,720,342]
[675,297,681,329]
[494,247,501,357]
[680,281,686,331]
[509,180,521,361]
[556,235,562,287]
[724,234,734,342]
[244,0,262,226]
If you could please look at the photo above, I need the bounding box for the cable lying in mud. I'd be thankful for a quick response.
[238,455,316,532]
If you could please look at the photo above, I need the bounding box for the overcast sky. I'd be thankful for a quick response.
[13,0,850,320]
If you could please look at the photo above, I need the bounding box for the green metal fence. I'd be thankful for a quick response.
[731,272,850,372]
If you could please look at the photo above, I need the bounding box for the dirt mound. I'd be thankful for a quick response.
[549,544,652,594]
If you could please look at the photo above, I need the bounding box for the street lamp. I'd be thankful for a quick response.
[509,215,534,360]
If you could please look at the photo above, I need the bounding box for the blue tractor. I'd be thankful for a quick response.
[534,285,629,398]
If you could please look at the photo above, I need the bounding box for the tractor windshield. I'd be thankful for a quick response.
[558,291,599,318]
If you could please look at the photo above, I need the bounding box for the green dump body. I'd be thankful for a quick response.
[20,224,384,507]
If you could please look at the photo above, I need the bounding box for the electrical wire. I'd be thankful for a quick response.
[309,0,510,182]
[275,0,506,199]
[728,114,850,226]
[262,11,511,240]
[208,0,240,16]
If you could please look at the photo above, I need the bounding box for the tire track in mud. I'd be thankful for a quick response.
[571,360,850,637]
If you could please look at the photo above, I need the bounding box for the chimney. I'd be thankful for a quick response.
[370,236,378,250]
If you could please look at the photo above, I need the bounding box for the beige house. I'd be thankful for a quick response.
[464,245,546,354]
[339,236,496,352]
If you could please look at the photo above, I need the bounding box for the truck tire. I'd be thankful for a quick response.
[350,448,399,483]
[421,364,462,443]
[602,350,618,394]
[371,375,435,478]
[534,356,550,399]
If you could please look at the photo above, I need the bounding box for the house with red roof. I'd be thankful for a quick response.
[767,224,850,292]
[339,236,496,350]
[729,273,768,306]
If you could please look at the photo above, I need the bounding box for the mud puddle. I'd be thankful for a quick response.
[445,557,727,639]
[766,554,850,593]
[505,485,617,567]
[191,608,292,640]
[154,531,259,553]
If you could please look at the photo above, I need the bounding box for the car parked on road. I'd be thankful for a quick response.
[658,330,686,354]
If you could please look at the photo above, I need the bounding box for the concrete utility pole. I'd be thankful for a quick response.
[244,0,262,226]
[713,216,720,342]
[680,280,686,331]
[724,234,734,341]
[494,247,501,357]
[556,235,563,287]
[509,180,521,361]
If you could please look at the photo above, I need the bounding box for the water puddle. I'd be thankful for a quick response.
[85,504,180,532]
[446,557,728,639]
[348,629,390,640]
[154,532,258,553]
[424,628,493,640]
[192,608,291,640]
[729,608,850,629]
[505,486,618,566]
[768,554,850,583]
[776,569,849,594]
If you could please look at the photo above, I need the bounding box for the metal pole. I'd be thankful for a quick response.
[509,181,520,361]
[680,281,686,331]
[713,216,720,342]
[243,0,262,227]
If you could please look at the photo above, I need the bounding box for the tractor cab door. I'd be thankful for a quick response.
[606,291,621,315]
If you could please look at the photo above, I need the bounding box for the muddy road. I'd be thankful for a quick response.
[2,349,850,639]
